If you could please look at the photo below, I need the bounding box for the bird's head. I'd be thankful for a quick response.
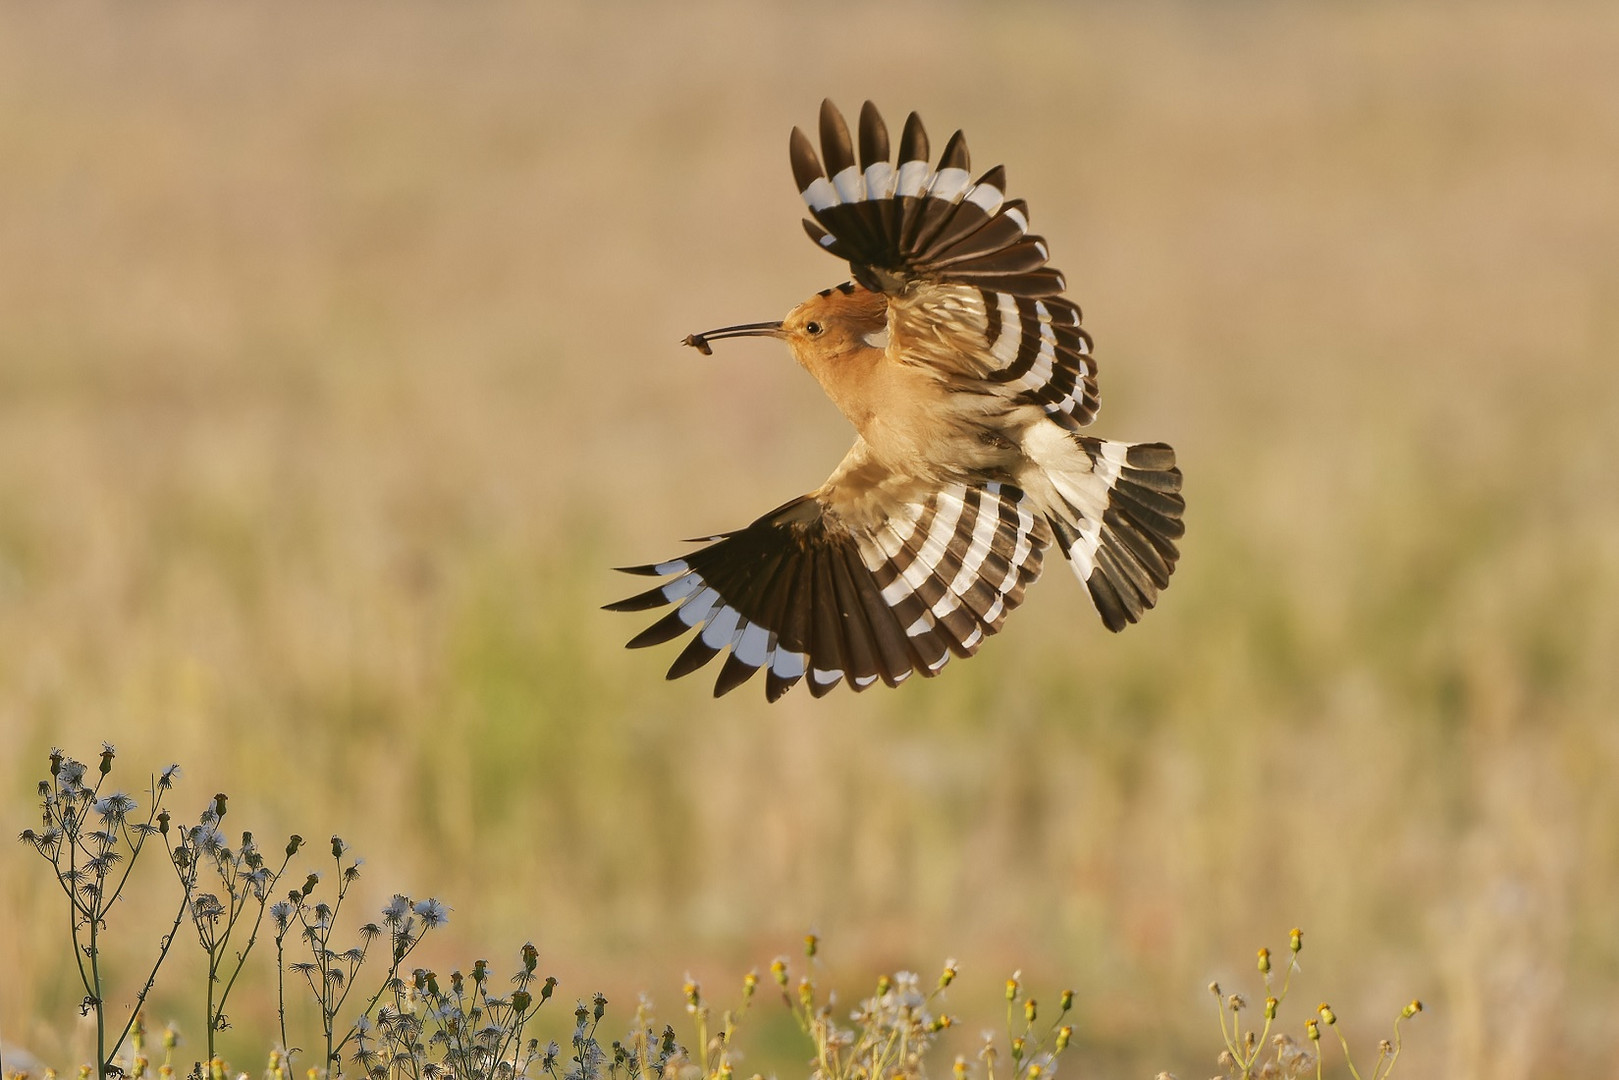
[682,284,888,369]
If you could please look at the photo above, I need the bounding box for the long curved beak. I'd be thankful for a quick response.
[682,321,783,355]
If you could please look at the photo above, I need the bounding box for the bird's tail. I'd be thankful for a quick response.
[1029,431,1185,631]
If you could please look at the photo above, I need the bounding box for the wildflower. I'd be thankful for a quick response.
[940,958,959,990]
[95,792,138,820]
[412,898,449,928]
[57,759,88,794]
[1289,929,1303,955]
[1317,1003,1336,1026]
[1257,948,1271,975]
[1401,1000,1423,1019]
[384,895,411,924]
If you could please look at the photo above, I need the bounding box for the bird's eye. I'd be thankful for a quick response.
[805,321,824,336]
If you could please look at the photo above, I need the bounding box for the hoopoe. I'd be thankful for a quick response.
[609,100,1185,701]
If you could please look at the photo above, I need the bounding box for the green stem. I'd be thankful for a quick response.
[90,907,106,1080]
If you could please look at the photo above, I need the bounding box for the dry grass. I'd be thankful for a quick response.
[2,2,1618,1077]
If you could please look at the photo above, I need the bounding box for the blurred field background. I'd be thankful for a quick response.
[2,1,1618,1077]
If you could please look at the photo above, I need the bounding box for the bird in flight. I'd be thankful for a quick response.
[608,100,1184,701]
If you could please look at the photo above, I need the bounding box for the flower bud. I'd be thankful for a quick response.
[1305,1019,1320,1042]
[1055,1026,1072,1052]
[1265,996,1278,1020]
[1006,977,1020,1002]
[1318,1003,1336,1026]
[1059,989,1073,1013]
[1290,928,1303,955]
[523,942,539,973]
[1257,948,1271,975]
[1402,1000,1423,1019]
[213,793,227,818]
[1025,999,1037,1024]
[804,934,819,958]
[286,835,303,857]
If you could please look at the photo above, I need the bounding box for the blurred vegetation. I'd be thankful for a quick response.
[1,2,1617,1078]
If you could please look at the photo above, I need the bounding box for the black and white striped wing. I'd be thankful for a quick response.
[606,482,1050,702]
[890,284,1100,429]
[791,100,1066,299]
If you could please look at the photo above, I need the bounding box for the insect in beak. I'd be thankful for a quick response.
[682,321,784,355]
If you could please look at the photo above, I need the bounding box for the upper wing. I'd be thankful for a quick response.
[792,101,1099,428]
[791,100,1066,298]
[886,283,1100,429]
[606,475,1050,703]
